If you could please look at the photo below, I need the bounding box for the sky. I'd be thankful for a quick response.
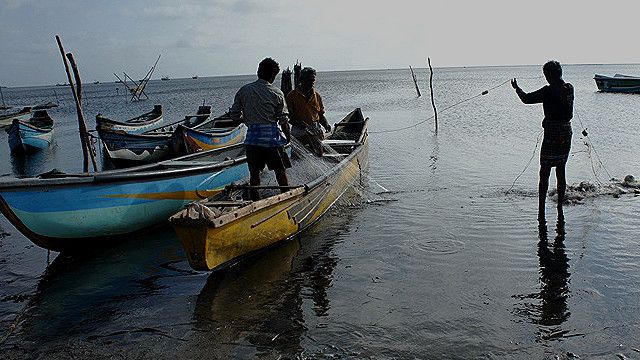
[1,0,639,87]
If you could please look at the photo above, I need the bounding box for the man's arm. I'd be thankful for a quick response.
[228,88,243,121]
[317,93,331,131]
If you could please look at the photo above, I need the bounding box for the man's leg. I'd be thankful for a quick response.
[249,168,261,201]
[274,169,289,193]
[555,163,567,223]
[539,165,552,223]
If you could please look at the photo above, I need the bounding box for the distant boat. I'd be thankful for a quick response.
[0,143,251,252]
[95,105,163,134]
[161,76,170,81]
[594,74,640,93]
[7,110,54,153]
[192,75,198,79]
[0,106,31,129]
[93,81,100,84]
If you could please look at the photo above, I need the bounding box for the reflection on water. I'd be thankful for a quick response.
[536,216,571,329]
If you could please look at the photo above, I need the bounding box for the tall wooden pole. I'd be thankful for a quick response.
[55,35,97,172]
[0,85,5,108]
[409,66,421,97]
[428,58,438,133]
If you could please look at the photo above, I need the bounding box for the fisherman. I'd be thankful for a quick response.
[286,67,332,156]
[512,60,574,224]
[229,57,291,201]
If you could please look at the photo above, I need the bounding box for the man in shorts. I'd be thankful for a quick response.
[229,58,291,201]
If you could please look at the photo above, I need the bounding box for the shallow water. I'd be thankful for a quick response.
[1,65,640,358]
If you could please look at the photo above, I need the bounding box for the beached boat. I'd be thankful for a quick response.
[6,110,54,153]
[170,108,368,271]
[175,114,246,154]
[0,106,31,129]
[0,143,251,252]
[98,105,213,164]
[95,105,163,134]
[594,74,640,93]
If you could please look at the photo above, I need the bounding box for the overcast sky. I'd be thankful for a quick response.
[1,0,638,86]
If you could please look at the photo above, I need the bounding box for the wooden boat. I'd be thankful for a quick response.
[98,105,213,164]
[161,76,170,81]
[594,74,640,93]
[95,105,163,134]
[0,106,31,129]
[0,143,251,252]
[6,110,54,153]
[170,108,368,271]
[175,114,246,154]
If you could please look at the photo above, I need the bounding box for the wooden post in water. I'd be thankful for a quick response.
[409,66,421,97]
[428,58,438,133]
[293,61,301,89]
[0,85,6,109]
[55,35,97,172]
[281,67,292,96]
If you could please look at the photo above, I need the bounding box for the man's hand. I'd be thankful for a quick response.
[511,78,519,90]
[323,123,331,132]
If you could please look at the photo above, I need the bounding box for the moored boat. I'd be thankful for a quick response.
[169,108,368,271]
[0,106,31,129]
[0,143,251,252]
[6,110,54,153]
[175,114,246,154]
[96,105,163,134]
[594,74,640,93]
[98,105,213,165]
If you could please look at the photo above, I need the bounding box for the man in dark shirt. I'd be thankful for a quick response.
[512,60,574,224]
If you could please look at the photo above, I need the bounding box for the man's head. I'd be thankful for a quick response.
[543,60,562,83]
[257,58,280,83]
[300,67,317,90]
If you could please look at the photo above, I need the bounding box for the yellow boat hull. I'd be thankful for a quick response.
[172,143,368,271]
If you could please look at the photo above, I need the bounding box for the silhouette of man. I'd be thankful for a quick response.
[286,67,331,156]
[512,60,574,224]
[229,58,291,201]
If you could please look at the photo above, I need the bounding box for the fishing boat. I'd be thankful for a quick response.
[0,143,251,252]
[95,105,163,134]
[6,110,54,153]
[161,76,170,81]
[594,74,640,93]
[98,105,213,165]
[0,106,31,129]
[174,114,246,154]
[170,108,368,271]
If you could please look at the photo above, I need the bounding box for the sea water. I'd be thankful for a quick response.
[1,65,640,358]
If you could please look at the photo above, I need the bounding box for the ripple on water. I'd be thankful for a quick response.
[409,236,466,255]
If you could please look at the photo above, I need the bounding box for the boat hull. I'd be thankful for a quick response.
[7,120,53,153]
[0,108,31,129]
[98,129,173,163]
[178,124,246,153]
[172,132,368,271]
[0,145,250,252]
[594,74,640,93]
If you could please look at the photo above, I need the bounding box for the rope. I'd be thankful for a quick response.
[506,130,543,194]
[573,109,612,183]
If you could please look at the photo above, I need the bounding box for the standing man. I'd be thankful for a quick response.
[229,58,291,201]
[287,67,332,156]
[512,60,574,225]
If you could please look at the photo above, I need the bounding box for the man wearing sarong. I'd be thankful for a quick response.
[229,58,291,201]
[512,60,574,224]
[286,67,332,156]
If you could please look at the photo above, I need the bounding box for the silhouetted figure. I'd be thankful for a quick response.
[536,217,570,326]
[512,61,574,224]
[287,67,331,156]
[229,58,292,201]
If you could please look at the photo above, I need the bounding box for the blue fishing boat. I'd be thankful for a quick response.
[175,114,246,154]
[96,105,163,134]
[6,110,54,153]
[98,105,213,164]
[0,143,250,252]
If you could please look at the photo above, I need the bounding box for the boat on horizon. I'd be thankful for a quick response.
[170,108,368,271]
[161,76,170,81]
[594,74,640,93]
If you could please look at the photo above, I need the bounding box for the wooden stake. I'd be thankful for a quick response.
[55,35,97,172]
[409,66,421,97]
[428,58,438,133]
[281,67,292,96]
[293,61,301,89]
